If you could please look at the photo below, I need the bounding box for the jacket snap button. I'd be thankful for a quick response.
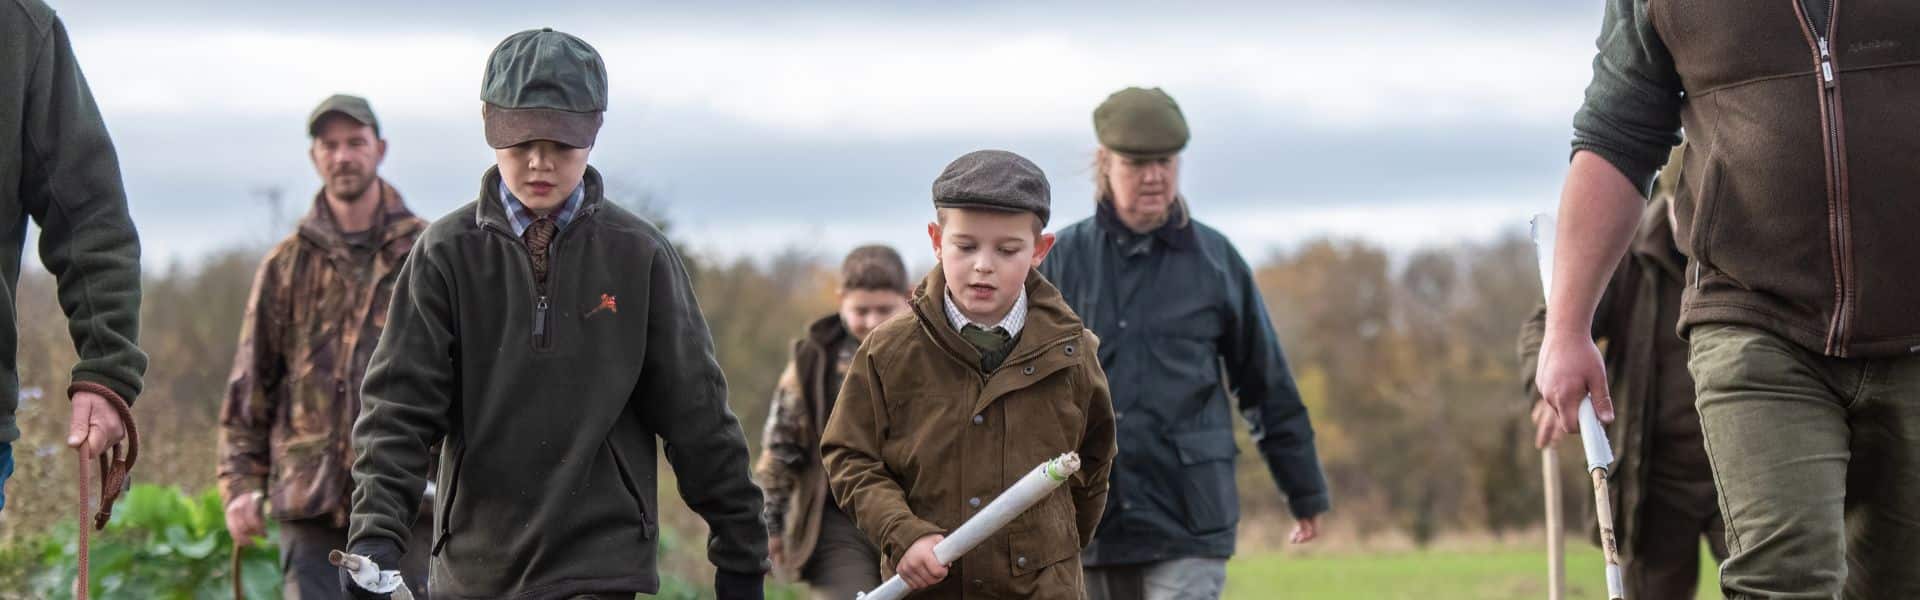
[1023,366,1035,375]
[1016,556,1028,567]
[969,497,981,507]
[972,414,984,425]
[1119,319,1129,329]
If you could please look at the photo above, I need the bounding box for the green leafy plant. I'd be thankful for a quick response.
[25,484,280,599]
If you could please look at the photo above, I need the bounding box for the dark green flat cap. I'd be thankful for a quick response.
[307,94,379,137]
[1093,87,1189,158]
[932,150,1051,227]
[481,28,607,148]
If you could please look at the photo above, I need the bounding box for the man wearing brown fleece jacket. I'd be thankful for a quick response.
[1535,1,1920,597]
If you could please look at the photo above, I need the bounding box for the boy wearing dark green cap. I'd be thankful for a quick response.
[345,28,768,599]
[821,150,1117,599]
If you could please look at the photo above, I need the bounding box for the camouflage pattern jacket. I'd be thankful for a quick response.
[218,181,424,525]
[756,313,857,581]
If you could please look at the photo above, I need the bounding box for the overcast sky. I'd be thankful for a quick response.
[41,1,1608,268]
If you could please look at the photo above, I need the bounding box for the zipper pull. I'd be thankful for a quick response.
[534,296,549,338]
[1819,38,1836,87]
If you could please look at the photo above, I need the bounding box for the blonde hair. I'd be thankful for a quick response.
[1091,147,1191,228]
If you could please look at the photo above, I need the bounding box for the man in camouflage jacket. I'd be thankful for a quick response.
[217,95,431,599]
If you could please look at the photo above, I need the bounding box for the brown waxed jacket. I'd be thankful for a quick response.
[218,181,424,525]
[822,267,1116,599]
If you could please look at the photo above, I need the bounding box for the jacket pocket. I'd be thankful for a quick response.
[267,434,331,520]
[1683,153,1724,276]
[607,441,657,540]
[1169,429,1241,535]
[1007,492,1080,578]
[431,440,467,557]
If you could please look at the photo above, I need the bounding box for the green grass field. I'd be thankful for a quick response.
[1222,544,1718,599]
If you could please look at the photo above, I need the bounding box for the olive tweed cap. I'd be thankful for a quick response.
[1093,87,1189,158]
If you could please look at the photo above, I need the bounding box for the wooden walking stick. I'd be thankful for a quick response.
[73,386,139,600]
[231,545,246,599]
[1544,448,1566,600]
[1532,214,1624,600]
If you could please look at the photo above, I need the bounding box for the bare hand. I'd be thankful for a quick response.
[1530,399,1565,450]
[68,390,126,460]
[768,537,786,570]
[225,492,267,547]
[1534,330,1614,435]
[1290,515,1320,544]
[898,534,948,590]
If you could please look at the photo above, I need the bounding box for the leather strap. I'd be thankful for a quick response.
[70,382,138,600]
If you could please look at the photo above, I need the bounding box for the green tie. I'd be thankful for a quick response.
[961,324,1014,373]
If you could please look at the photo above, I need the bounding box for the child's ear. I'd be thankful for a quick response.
[927,222,943,254]
[1032,232,1057,266]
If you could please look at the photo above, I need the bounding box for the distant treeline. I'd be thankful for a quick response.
[0,217,1571,561]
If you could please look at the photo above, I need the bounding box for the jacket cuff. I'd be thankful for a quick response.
[67,380,130,408]
[347,535,404,570]
[1571,143,1660,197]
[1288,491,1331,520]
[883,517,947,565]
[69,374,138,408]
[218,476,268,505]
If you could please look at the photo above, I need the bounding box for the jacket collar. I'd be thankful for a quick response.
[476,165,606,234]
[1095,195,1197,251]
[909,265,1084,371]
[804,313,852,351]
[297,178,422,252]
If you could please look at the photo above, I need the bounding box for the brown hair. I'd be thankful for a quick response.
[841,244,910,294]
[934,208,1046,238]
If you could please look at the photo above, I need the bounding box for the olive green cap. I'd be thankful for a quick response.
[932,150,1051,227]
[1093,87,1189,158]
[480,28,607,148]
[307,94,379,138]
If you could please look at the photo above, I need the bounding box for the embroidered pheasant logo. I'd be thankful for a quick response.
[586,293,618,318]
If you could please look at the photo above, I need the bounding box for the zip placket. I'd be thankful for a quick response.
[530,225,570,351]
[1795,0,1853,356]
[482,207,588,352]
[533,294,552,349]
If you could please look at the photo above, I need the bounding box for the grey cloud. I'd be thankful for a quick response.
[51,0,1597,38]
[114,98,1572,264]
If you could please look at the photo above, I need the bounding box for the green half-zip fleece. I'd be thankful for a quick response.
[349,166,768,599]
[1,1,149,444]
